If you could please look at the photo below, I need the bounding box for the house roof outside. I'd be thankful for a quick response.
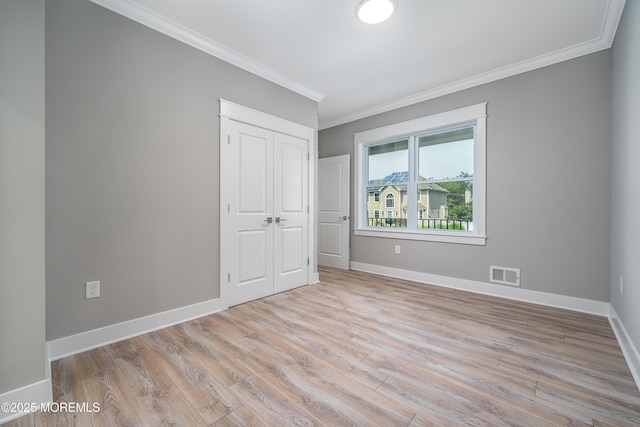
[368,171,448,193]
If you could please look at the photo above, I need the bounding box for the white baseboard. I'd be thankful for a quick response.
[0,378,52,424]
[349,261,610,316]
[608,306,640,391]
[349,262,640,391]
[47,298,221,361]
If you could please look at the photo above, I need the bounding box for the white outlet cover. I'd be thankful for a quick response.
[86,280,100,299]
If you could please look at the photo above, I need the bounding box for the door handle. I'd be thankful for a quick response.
[265,217,273,224]
[339,216,348,220]
[275,217,287,223]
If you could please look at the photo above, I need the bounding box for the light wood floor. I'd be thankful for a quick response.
[5,267,640,426]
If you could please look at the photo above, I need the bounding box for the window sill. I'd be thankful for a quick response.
[353,228,487,246]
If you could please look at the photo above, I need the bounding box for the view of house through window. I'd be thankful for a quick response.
[365,125,475,231]
[418,126,474,230]
[366,140,408,227]
[355,103,486,245]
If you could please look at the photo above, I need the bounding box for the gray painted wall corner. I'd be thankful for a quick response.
[0,0,47,394]
[611,0,640,375]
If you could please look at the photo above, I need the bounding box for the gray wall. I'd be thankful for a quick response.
[0,0,47,393]
[611,1,640,359]
[46,0,317,340]
[320,51,611,301]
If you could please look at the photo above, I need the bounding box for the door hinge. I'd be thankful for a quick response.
[227,135,231,144]
[227,273,231,282]
[228,203,230,213]
[307,152,310,161]
[307,258,310,266]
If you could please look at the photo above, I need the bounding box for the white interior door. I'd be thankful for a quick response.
[274,133,309,293]
[318,155,350,269]
[228,121,275,306]
[226,120,309,306]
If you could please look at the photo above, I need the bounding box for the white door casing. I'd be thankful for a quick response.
[318,155,350,269]
[220,100,317,309]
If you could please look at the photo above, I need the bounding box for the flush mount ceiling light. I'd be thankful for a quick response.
[356,0,397,24]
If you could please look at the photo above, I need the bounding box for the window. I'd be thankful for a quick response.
[385,193,395,208]
[374,192,380,202]
[354,103,486,245]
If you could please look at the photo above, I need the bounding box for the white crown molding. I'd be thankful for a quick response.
[320,0,626,130]
[85,0,624,130]
[601,0,627,44]
[87,0,325,102]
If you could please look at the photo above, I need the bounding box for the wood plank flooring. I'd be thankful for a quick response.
[4,267,640,426]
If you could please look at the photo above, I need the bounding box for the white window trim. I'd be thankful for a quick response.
[354,103,487,245]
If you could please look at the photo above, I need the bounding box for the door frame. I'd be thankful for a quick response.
[219,99,318,310]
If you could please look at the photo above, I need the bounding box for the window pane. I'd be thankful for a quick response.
[417,180,473,231]
[365,185,407,228]
[418,128,473,181]
[385,193,395,208]
[368,140,408,182]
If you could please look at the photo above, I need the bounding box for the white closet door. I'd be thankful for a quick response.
[228,121,274,306]
[273,132,309,293]
[226,121,309,306]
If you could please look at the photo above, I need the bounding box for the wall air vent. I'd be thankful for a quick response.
[490,265,520,287]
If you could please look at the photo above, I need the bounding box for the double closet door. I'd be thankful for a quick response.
[224,120,309,307]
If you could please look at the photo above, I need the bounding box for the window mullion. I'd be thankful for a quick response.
[406,136,417,230]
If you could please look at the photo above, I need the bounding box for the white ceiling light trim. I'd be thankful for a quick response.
[356,0,397,24]
[87,0,325,102]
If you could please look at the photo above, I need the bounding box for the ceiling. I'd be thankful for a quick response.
[90,0,625,129]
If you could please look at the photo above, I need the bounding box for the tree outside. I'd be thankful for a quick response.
[437,172,472,221]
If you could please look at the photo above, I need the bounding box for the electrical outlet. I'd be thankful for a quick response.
[394,245,401,254]
[620,276,624,295]
[86,280,100,299]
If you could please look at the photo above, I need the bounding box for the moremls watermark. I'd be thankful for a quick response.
[1,401,101,414]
